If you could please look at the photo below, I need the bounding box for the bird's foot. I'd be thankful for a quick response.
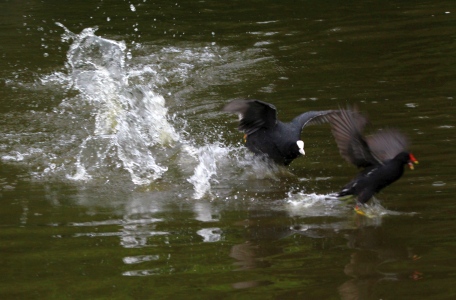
[354,204,367,216]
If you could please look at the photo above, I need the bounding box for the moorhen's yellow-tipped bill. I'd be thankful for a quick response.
[327,106,418,205]
[408,153,419,170]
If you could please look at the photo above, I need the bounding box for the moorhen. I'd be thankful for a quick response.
[328,106,418,208]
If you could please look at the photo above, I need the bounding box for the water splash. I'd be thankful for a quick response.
[54,23,179,185]
[187,143,230,199]
[354,197,418,218]
[197,228,222,242]
[285,191,349,217]
[3,23,278,197]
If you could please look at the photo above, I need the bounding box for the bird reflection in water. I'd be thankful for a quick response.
[338,217,423,300]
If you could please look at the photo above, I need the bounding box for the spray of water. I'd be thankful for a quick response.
[186,143,231,199]
[3,23,284,199]
[53,23,179,185]
[285,191,347,217]
[53,24,271,195]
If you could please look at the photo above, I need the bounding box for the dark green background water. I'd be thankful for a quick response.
[1,0,455,299]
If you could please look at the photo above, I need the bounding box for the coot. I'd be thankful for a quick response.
[223,99,337,165]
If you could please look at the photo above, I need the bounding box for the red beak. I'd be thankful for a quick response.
[408,153,419,170]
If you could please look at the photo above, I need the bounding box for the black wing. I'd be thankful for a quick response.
[292,110,339,130]
[223,99,277,135]
[328,107,380,168]
[366,129,409,162]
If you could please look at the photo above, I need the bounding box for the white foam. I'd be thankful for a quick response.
[2,151,25,162]
[52,24,180,185]
[285,191,348,217]
[4,23,276,190]
[354,198,417,219]
[197,228,222,242]
[187,143,230,199]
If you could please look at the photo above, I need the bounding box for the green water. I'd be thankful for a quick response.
[1,0,456,299]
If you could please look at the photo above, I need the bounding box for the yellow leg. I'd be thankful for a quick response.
[354,204,367,216]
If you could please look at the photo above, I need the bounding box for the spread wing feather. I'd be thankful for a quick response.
[223,99,277,135]
[328,107,380,168]
[366,129,409,162]
[293,110,339,130]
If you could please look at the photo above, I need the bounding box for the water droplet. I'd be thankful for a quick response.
[130,4,136,12]
[432,181,446,187]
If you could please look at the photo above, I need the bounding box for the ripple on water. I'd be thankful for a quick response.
[122,255,160,265]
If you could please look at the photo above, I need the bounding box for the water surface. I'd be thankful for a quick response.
[1,0,456,299]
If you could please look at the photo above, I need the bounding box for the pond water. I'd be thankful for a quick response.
[1,0,455,299]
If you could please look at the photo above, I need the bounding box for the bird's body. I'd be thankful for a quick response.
[223,99,336,165]
[338,152,412,203]
[328,107,418,204]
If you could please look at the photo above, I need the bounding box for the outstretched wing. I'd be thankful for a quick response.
[328,107,380,168]
[223,99,277,135]
[293,110,339,130]
[366,129,409,162]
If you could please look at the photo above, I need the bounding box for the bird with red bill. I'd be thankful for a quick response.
[327,106,419,213]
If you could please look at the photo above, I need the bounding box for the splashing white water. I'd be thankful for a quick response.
[187,143,230,199]
[354,197,418,218]
[285,191,349,217]
[54,23,179,185]
[3,23,278,197]
[285,191,417,220]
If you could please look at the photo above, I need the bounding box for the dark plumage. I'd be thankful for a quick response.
[328,107,418,204]
[223,99,337,165]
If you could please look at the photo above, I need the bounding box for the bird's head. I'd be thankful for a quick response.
[296,140,305,156]
[408,153,419,170]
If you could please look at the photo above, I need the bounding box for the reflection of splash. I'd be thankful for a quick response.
[123,255,159,265]
[67,191,228,276]
[197,228,222,242]
[194,202,220,222]
[122,268,172,277]
[71,217,168,249]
